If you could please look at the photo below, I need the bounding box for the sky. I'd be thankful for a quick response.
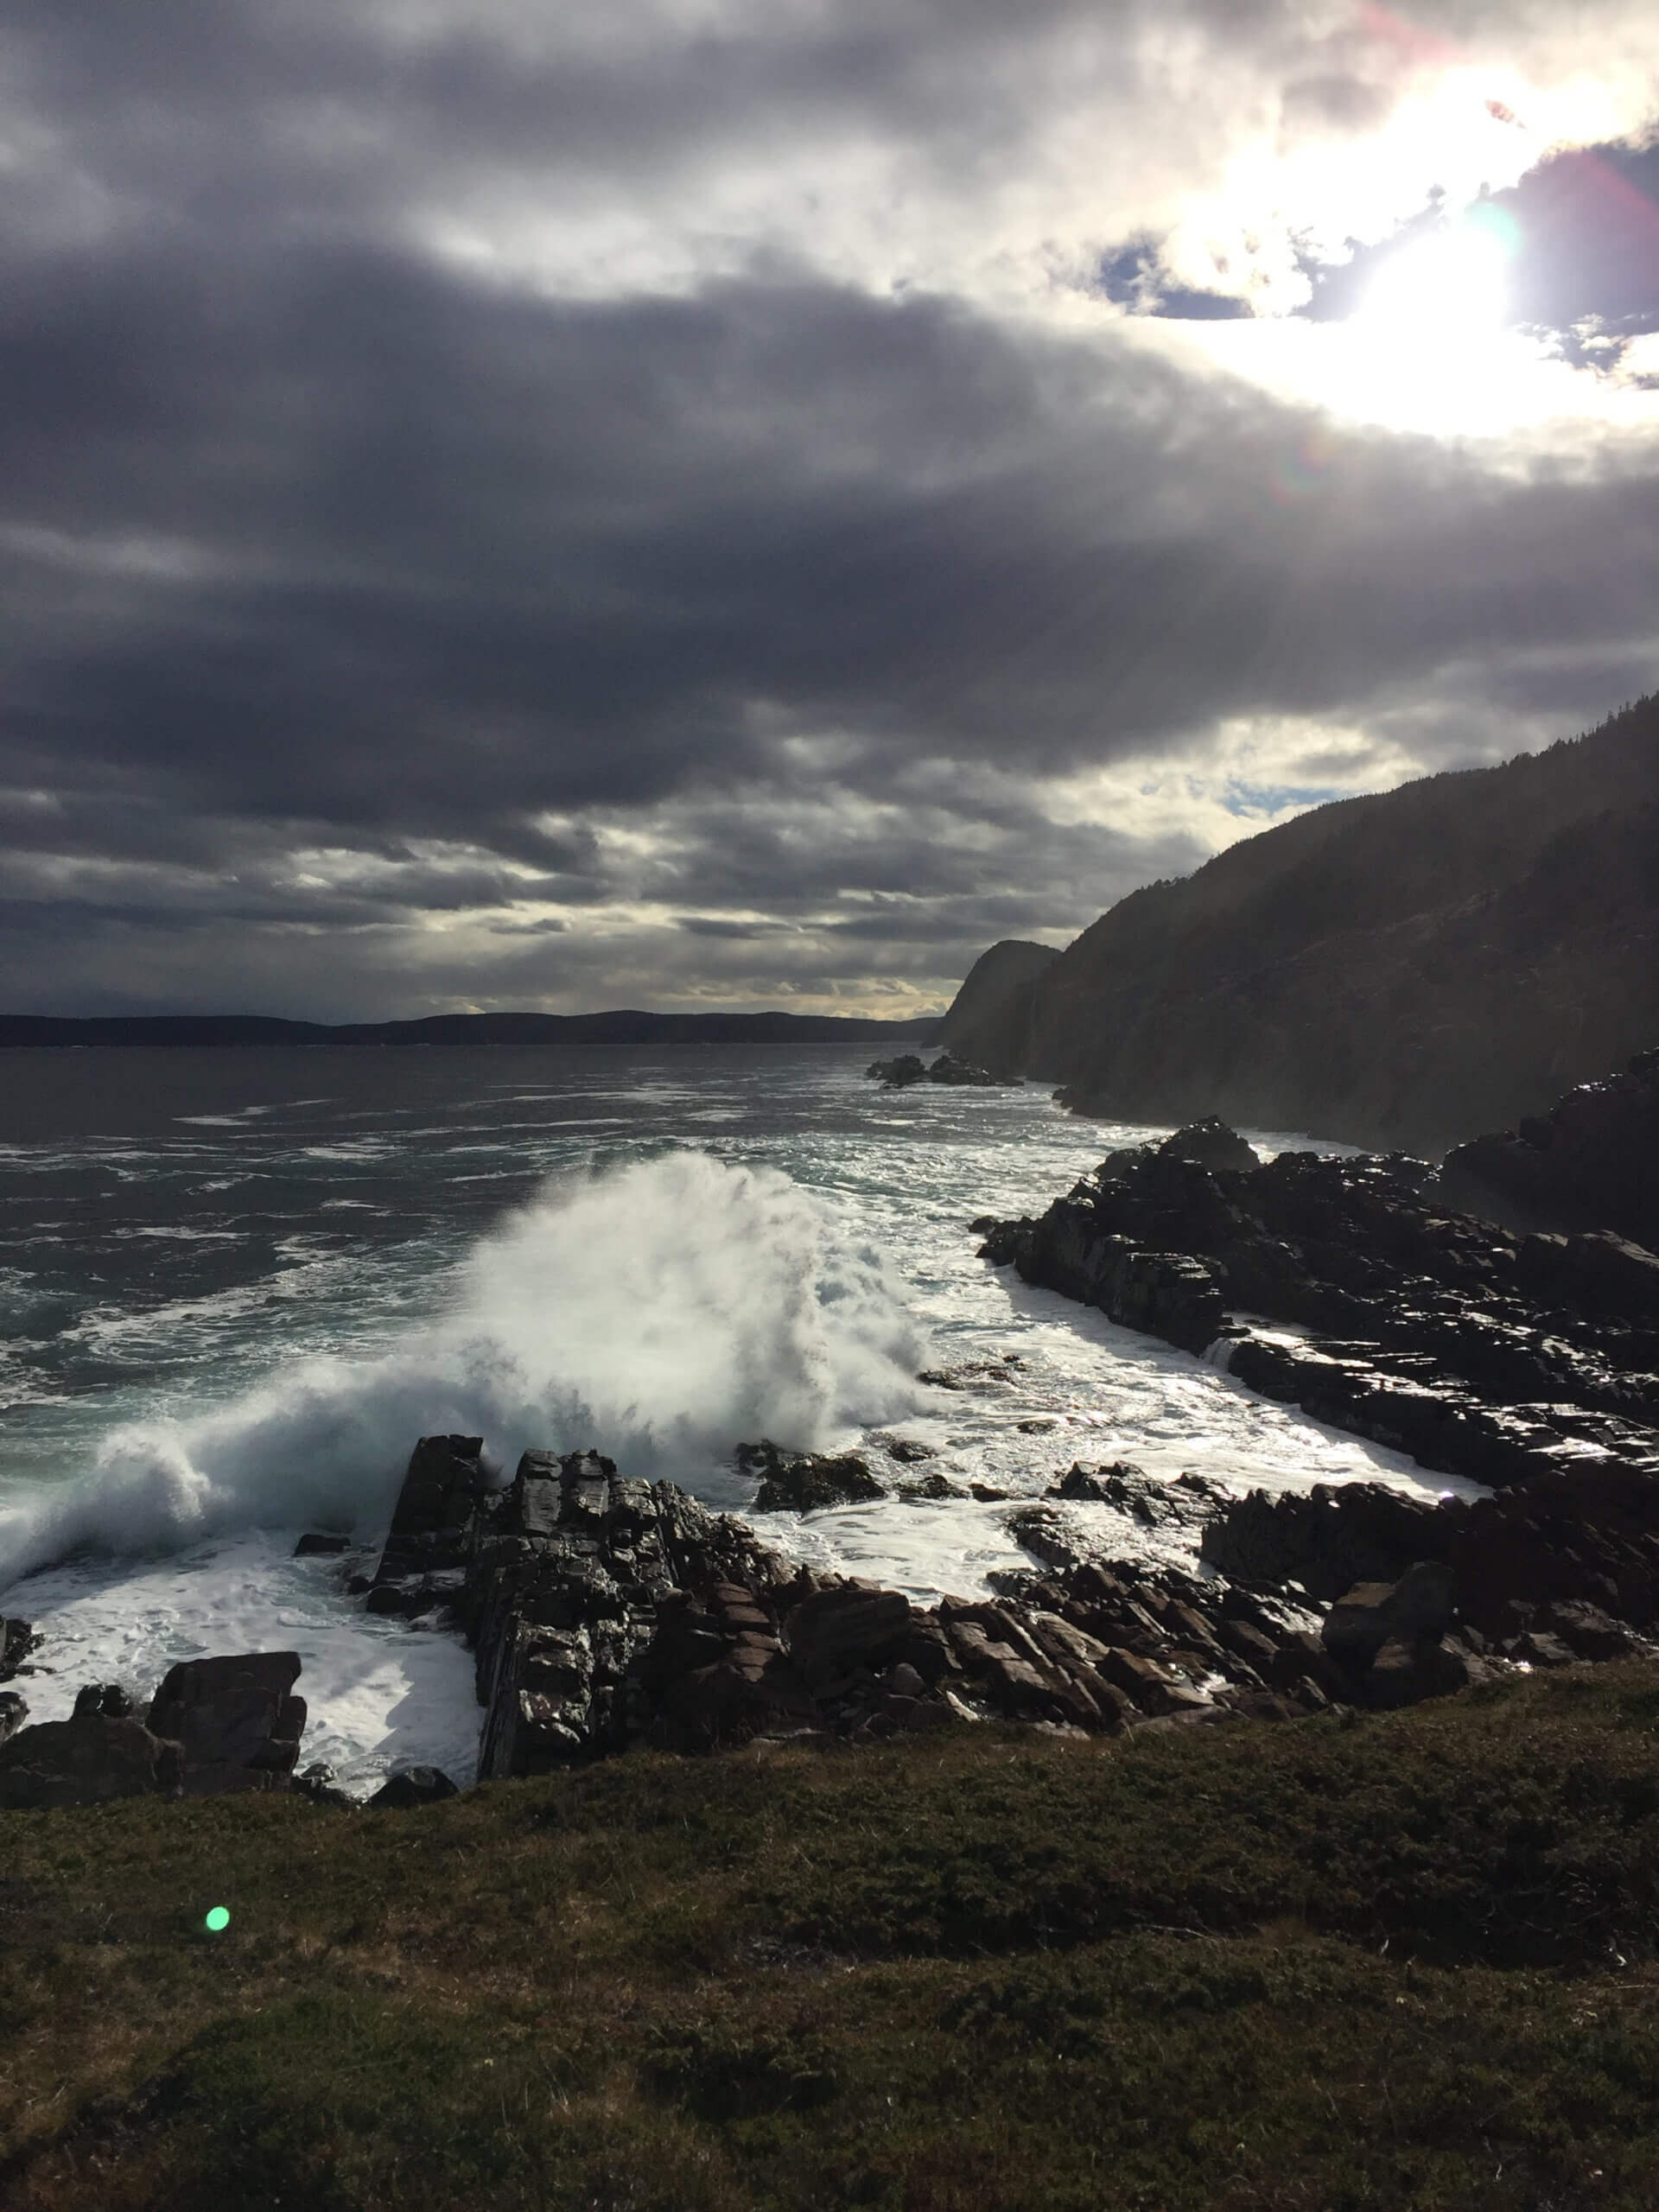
[3,0,1657,1023]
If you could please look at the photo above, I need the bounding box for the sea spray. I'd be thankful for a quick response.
[0,1151,925,1590]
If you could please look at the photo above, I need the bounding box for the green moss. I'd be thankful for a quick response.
[6,1663,1659,2207]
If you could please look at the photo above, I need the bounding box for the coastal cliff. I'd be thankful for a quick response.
[946,696,1659,1152]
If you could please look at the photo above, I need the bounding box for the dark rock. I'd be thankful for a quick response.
[367,1433,493,1617]
[1200,1484,1443,1602]
[1538,1599,1639,1661]
[1,1618,39,1681]
[740,1442,885,1515]
[0,1691,27,1744]
[785,1585,912,1683]
[1439,1051,1659,1250]
[1515,1230,1659,1320]
[923,1052,1002,1087]
[146,1652,307,1791]
[917,1355,1024,1390]
[294,1532,353,1556]
[883,1437,935,1464]
[866,1054,927,1087]
[1511,1630,1579,1669]
[899,1471,967,1501]
[294,1762,358,1810]
[0,1713,184,1809]
[1322,1563,1456,1669]
[367,1765,460,1810]
[70,1683,134,1720]
[1160,1119,1261,1173]
[1364,1636,1475,1709]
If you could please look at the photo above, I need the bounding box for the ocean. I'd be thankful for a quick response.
[0,1042,1470,1793]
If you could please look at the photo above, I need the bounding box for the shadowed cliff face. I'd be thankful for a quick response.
[936,939,1059,1062]
[951,698,1659,1154]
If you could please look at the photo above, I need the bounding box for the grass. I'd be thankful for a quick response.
[6,1664,1659,2207]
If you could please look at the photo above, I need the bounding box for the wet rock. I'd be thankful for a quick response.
[368,1765,460,1810]
[294,1762,358,1810]
[918,1355,1025,1390]
[866,1054,927,1086]
[1,1618,39,1681]
[899,1471,968,1501]
[368,1433,493,1618]
[0,1691,27,1744]
[882,1437,936,1464]
[146,1652,308,1794]
[977,1132,1659,1497]
[740,1441,886,1514]
[294,1532,353,1556]
[924,1052,1002,1087]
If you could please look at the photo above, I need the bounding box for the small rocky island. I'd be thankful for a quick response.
[864,1050,1007,1087]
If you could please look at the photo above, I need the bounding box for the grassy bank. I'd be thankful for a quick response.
[6,1664,1659,2209]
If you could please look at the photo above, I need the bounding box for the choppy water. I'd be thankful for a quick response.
[0,1044,1472,1791]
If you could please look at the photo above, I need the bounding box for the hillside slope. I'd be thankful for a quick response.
[953,697,1659,1153]
[935,938,1059,1052]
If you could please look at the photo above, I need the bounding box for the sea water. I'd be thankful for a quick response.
[0,1043,1474,1792]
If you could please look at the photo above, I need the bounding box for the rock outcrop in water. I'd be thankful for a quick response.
[978,1134,1659,1493]
[370,1438,1423,1776]
[865,1051,1006,1089]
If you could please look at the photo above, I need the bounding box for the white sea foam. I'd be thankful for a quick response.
[0,1151,925,1591]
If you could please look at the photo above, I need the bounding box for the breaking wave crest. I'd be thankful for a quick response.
[0,1152,925,1590]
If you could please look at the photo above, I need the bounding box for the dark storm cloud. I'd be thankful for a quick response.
[7,235,1656,835]
[2,0,1658,1015]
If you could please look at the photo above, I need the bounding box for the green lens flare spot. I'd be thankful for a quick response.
[204,1906,231,1934]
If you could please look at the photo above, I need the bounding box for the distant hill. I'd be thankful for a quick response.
[0,1009,943,1050]
[936,941,1060,1053]
[949,696,1659,1154]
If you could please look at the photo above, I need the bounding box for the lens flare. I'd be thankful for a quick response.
[204,1905,231,1933]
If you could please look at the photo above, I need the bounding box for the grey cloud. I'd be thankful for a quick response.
[2,0,1658,1017]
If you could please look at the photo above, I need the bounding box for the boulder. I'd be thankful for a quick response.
[1160,1119,1261,1173]
[1,1617,38,1681]
[924,1052,1001,1087]
[866,1055,927,1087]
[784,1584,912,1683]
[0,1713,184,1809]
[0,1691,28,1745]
[1365,1636,1475,1709]
[367,1765,460,1810]
[294,1532,353,1556]
[1322,1563,1456,1669]
[740,1443,885,1515]
[146,1652,307,1791]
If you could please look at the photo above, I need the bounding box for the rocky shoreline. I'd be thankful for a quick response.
[5,1069,1658,1809]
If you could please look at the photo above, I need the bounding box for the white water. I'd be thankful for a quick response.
[0,1046,1479,1791]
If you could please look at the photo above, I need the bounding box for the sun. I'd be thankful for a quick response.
[1355,217,1513,342]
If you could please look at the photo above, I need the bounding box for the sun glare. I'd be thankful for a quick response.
[1357,219,1511,340]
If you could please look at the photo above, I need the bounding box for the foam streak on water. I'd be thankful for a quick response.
[0,1044,1473,1791]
